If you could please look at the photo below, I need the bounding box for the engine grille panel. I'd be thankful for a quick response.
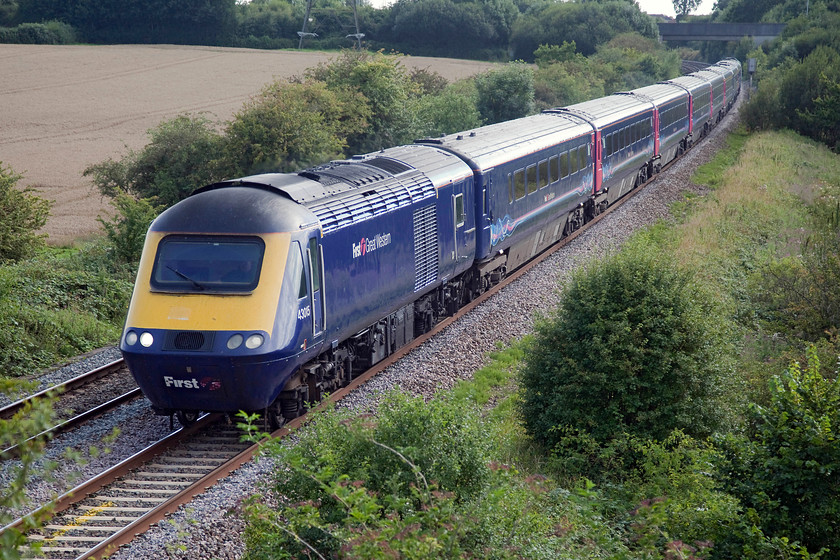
[164,331,215,352]
[413,204,438,291]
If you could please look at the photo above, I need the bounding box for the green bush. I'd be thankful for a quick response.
[0,21,76,44]
[84,114,225,207]
[519,245,732,449]
[0,162,51,263]
[0,253,132,377]
[222,79,369,176]
[97,193,161,264]
[715,347,840,557]
[474,62,535,124]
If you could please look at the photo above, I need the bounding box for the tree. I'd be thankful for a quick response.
[84,114,225,207]
[222,79,370,175]
[520,246,732,449]
[474,62,535,124]
[0,163,51,263]
[306,51,419,154]
[673,0,701,20]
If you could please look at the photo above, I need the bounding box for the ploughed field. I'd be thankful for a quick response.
[1,44,497,245]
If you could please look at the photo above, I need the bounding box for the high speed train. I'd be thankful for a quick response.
[120,58,741,427]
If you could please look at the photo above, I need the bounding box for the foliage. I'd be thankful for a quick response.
[97,194,161,264]
[84,114,225,207]
[0,162,51,263]
[242,391,634,559]
[509,0,658,61]
[519,244,732,449]
[673,0,702,20]
[715,347,840,557]
[0,380,59,560]
[0,20,76,44]
[17,0,236,44]
[474,61,534,124]
[385,0,518,59]
[415,82,483,138]
[0,249,132,377]
[305,50,421,154]
[223,78,369,176]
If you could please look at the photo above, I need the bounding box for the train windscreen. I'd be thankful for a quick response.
[150,235,265,293]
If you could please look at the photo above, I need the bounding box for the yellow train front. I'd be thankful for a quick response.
[120,183,322,425]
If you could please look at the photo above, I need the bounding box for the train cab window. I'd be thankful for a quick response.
[538,160,549,189]
[514,169,526,199]
[549,155,559,183]
[560,152,570,177]
[308,238,321,293]
[454,193,465,226]
[151,235,264,293]
[527,164,537,194]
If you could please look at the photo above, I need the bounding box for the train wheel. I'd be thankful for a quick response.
[176,410,200,428]
[266,403,285,431]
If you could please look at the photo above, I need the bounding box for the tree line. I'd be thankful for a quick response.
[0,0,659,61]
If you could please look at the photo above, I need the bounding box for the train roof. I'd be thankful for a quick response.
[198,144,472,234]
[416,112,592,172]
[152,184,317,234]
[667,74,712,95]
[690,69,725,86]
[554,92,652,129]
[621,82,687,107]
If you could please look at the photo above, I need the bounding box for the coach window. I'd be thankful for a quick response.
[538,160,549,189]
[578,146,587,169]
[527,164,537,194]
[560,152,569,177]
[569,148,579,174]
[605,134,612,156]
[507,174,513,203]
[549,155,559,183]
[514,169,526,200]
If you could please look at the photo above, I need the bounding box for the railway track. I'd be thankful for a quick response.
[0,359,140,458]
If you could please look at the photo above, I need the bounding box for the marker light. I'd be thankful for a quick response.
[227,334,243,350]
[139,332,154,347]
[245,334,264,349]
[124,331,138,346]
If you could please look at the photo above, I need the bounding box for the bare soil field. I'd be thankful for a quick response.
[1,44,497,245]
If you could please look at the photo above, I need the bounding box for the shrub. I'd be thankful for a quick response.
[519,245,732,449]
[716,347,840,557]
[0,21,77,44]
[222,79,369,176]
[84,114,225,207]
[474,62,535,124]
[97,193,161,264]
[0,162,51,263]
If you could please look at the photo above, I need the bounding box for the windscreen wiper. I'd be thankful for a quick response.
[166,265,205,290]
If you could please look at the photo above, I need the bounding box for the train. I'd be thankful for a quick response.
[120,58,741,428]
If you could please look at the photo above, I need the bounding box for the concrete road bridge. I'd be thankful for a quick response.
[658,22,786,44]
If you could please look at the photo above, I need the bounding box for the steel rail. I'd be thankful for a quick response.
[0,358,126,421]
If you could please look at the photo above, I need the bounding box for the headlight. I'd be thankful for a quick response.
[227,334,243,350]
[245,333,264,349]
[139,332,154,347]
[124,331,138,346]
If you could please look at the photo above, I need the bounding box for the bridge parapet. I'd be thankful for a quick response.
[658,22,786,44]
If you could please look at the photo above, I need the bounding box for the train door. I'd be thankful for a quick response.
[452,178,475,269]
[306,236,325,338]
